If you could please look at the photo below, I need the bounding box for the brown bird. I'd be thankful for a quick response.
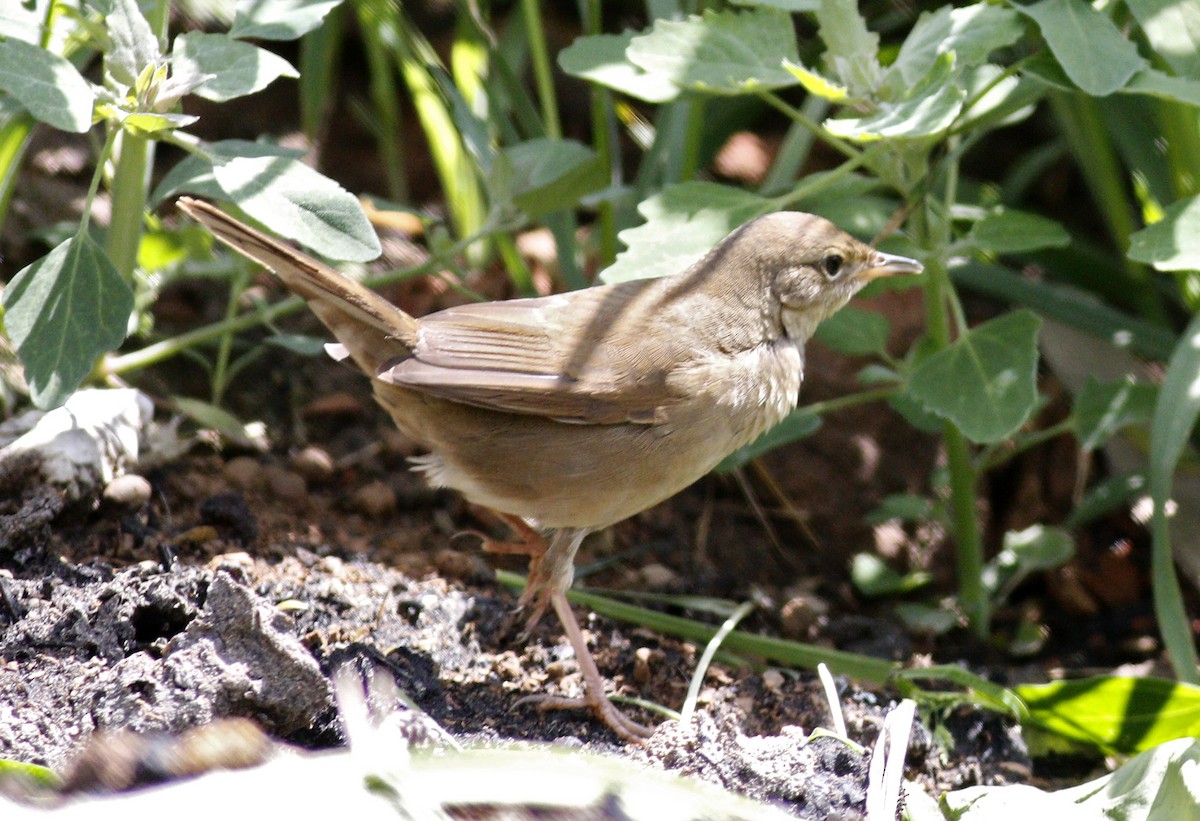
[177,197,922,741]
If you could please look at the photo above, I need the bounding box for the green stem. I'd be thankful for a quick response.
[760,96,829,196]
[356,1,407,202]
[105,0,169,279]
[758,90,860,162]
[918,214,987,636]
[946,421,985,636]
[521,0,560,139]
[106,127,152,279]
[0,113,36,234]
[975,419,1073,474]
[210,265,252,405]
[1049,91,1168,325]
[585,0,618,270]
[803,385,898,417]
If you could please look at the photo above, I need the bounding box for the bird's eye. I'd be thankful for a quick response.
[822,254,844,278]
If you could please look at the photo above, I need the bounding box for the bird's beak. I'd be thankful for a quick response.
[858,251,924,281]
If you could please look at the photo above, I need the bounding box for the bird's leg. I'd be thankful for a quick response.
[478,518,654,741]
[476,512,554,631]
[515,592,655,743]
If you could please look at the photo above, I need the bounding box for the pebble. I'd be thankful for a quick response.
[639,562,679,589]
[351,481,396,519]
[290,446,334,483]
[779,592,829,640]
[222,456,265,492]
[262,464,308,508]
[634,646,654,684]
[102,474,152,511]
[433,548,492,583]
[761,669,785,693]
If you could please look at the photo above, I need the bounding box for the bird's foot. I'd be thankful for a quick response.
[515,691,654,743]
[514,592,656,744]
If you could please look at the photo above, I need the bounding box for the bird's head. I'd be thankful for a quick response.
[735,211,923,342]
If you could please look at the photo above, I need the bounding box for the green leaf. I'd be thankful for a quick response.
[599,182,771,284]
[0,39,94,133]
[151,140,305,205]
[1,234,134,409]
[557,32,679,103]
[825,52,964,141]
[967,207,1070,254]
[1015,677,1200,755]
[625,8,801,95]
[1148,313,1200,682]
[984,525,1074,602]
[1128,194,1200,272]
[1065,472,1146,529]
[498,138,606,220]
[211,154,381,261]
[100,0,162,88]
[1125,0,1200,79]
[0,758,59,788]
[950,260,1177,362]
[944,738,1200,816]
[716,407,822,471]
[812,305,890,356]
[851,553,931,597]
[1018,0,1146,96]
[1123,68,1200,107]
[230,0,344,41]
[1074,376,1157,452]
[865,494,931,524]
[888,3,1025,89]
[731,0,819,10]
[781,59,848,101]
[172,31,298,103]
[813,0,881,98]
[905,310,1042,443]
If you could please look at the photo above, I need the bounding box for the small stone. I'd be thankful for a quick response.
[102,474,152,511]
[779,593,829,640]
[639,562,679,589]
[351,481,396,519]
[634,647,654,684]
[761,669,785,693]
[290,446,334,483]
[223,456,264,492]
[262,464,308,508]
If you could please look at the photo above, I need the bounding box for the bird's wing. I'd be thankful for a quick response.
[378,282,688,424]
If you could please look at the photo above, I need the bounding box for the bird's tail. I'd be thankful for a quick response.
[177,197,418,374]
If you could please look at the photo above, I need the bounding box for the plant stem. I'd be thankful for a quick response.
[803,385,898,417]
[918,214,987,636]
[107,127,152,279]
[521,0,560,139]
[584,0,618,270]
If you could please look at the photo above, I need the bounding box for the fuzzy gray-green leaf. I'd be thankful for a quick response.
[1018,0,1146,96]
[626,8,800,94]
[0,40,94,133]
[1,235,133,409]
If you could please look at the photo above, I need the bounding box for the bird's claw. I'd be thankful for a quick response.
[514,692,654,743]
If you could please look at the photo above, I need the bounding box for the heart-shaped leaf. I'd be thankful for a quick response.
[905,310,1041,443]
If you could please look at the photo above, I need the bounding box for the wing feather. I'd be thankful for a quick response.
[378,281,687,424]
